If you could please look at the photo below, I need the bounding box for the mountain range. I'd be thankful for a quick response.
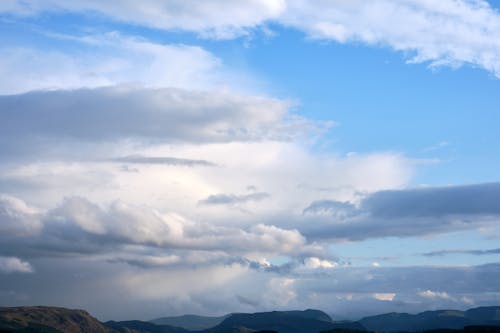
[360,307,500,332]
[0,305,499,333]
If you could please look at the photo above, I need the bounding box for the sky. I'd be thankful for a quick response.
[1,0,500,322]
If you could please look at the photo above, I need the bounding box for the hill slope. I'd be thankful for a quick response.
[0,306,114,333]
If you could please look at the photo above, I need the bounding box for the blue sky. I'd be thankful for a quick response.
[0,0,500,321]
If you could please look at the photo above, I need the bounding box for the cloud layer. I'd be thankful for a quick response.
[1,0,500,320]
[0,87,298,152]
[3,1,500,76]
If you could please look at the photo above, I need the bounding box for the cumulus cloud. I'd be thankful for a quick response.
[0,194,41,237]
[0,195,317,261]
[0,256,33,273]
[303,257,338,269]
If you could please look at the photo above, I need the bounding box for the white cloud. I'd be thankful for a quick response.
[418,289,453,300]
[0,194,41,237]
[281,0,500,76]
[0,256,33,273]
[3,1,500,76]
[372,293,396,301]
[265,277,297,306]
[0,32,235,95]
[303,257,338,269]
[460,296,475,305]
[0,0,286,39]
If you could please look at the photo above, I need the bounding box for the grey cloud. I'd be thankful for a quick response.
[0,194,311,260]
[303,200,357,219]
[362,183,500,218]
[111,155,215,167]
[1,256,498,321]
[199,192,270,205]
[107,255,181,269]
[294,263,500,299]
[302,182,500,241]
[304,214,496,241]
[422,248,500,257]
[288,263,500,318]
[236,294,260,307]
[107,251,288,271]
[0,86,322,160]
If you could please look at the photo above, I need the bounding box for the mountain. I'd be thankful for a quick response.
[359,306,500,332]
[280,310,333,322]
[149,309,330,331]
[465,307,500,325]
[0,306,114,333]
[149,315,229,331]
[204,310,364,333]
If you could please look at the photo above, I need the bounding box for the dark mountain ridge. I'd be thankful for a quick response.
[149,314,230,331]
[0,305,499,333]
[106,320,189,333]
[204,310,363,333]
[360,306,500,332]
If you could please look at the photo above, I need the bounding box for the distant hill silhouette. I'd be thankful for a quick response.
[321,326,500,333]
[359,306,500,332]
[280,310,333,322]
[149,314,229,331]
[204,310,363,333]
[106,320,189,333]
